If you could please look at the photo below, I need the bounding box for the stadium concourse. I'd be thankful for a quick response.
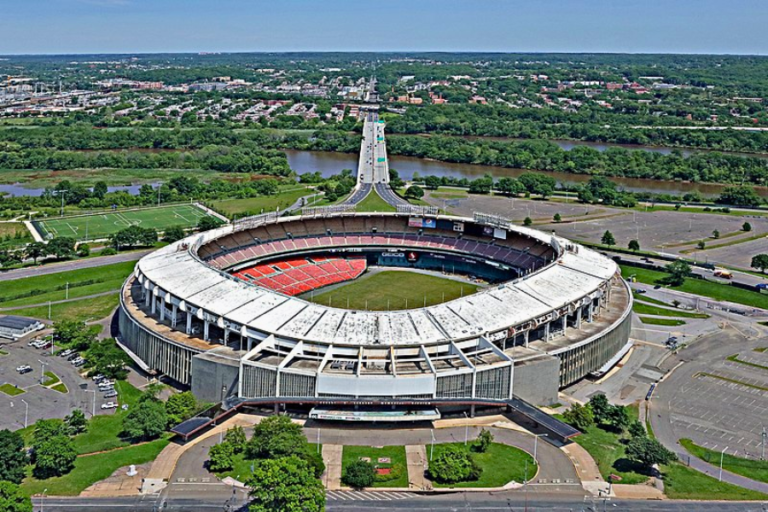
[117,207,632,438]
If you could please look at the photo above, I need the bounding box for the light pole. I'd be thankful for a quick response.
[430,429,435,461]
[533,433,548,462]
[41,488,47,512]
[463,412,469,445]
[21,399,29,429]
[38,360,47,385]
[719,446,729,481]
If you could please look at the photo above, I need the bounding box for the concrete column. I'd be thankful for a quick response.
[524,330,529,348]
[588,303,594,322]
[544,321,550,341]
[247,337,253,352]
[204,320,210,341]
[144,291,150,307]
[150,296,156,315]
[186,312,192,334]
[171,304,178,328]
[576,306,582,328]
[223,329,229,346]
[159,301,165,321]
[562,315,567,337]
[470,404,476,418]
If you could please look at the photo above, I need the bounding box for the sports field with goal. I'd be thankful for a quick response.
[34,204,218,241]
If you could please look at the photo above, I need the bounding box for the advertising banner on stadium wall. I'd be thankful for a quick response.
[409,217,437,228]
[453,222,465,232]
[493,228,507,240]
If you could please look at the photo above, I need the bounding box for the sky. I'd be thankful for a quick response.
[1,0,767,55]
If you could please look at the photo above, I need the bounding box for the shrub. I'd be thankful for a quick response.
[342,459,376,489]
[427,445,482,484]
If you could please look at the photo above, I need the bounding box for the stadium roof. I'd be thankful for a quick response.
[136,213,617,347]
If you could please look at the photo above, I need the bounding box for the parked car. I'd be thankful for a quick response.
[67,353,80,361]
[101,402,118,410]
[103,391,118,398]
[60,349,74,358]
[73,359,86,368]
[92,374,105,382]
[16,365,32,373]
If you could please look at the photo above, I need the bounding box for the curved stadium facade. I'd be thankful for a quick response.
[118,208,632,414]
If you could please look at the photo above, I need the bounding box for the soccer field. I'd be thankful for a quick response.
[34,204,217,241]
[305,270,480,310]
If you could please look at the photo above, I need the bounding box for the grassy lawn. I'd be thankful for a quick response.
[620,263,768,310]
[355,192,397,212]
[0,260,135,308]
[631,292,671,307]
[0,383,25,396]
[51,383,68,393]
[0,222,32,248]
[662,461,768,500]
[73,381,143,455]
[430,443,535,488]
[215,443,322,482]
[342,445,408,488]
[0,349,8,356]
[42,371,61,387]
[209,187,313,217]
[35,204,214,242]
[306,271,479,310]
[679,438,768,484]
[9,293,119,323]
[22,438,169,496]
[639,316,686,326]
[632,302,709,319]
[726,354,768,372]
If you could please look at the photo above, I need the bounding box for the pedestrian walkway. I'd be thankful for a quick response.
[322,444,343,491]
[405,445,428,490]
[326,490,411,501]
[561,442,608,496]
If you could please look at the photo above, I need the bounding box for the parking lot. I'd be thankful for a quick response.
[0,337,116,430]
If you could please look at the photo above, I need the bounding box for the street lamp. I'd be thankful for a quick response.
[41,488,47,512]
[533,433,548,462]
[84,389,96,417]
[38,359,47,385]
[430,429,435,461]
[463,412,469,445]
[719,446,729,482]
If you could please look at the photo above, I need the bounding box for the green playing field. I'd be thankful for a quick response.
[34,204,216,241]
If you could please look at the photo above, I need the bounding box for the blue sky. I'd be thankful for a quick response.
[1,0,767,55]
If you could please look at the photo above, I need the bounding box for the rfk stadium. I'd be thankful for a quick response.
[118,206,631,437]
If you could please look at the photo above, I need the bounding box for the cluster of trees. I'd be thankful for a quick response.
[564,394,676,472]
[312,169,356,202]
[122,387,199,440]
[53,321,131,379]
[425,429,494,485]
[110,226,158,250]
[18,237,80,266]
[207,415,325,512]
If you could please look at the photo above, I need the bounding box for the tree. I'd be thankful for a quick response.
[628,421,646,439]
[697,240,706,250]
[589,394,611,425]
[496,177,525,196]
[601,230,615,246]
[424,175,441,190]
[563,403,594,431]
[46,237,76,259]
[76,243,90,257]
[342,459,376,489]
[0,430,29,484]
[743,221,752,232]
[122,399,167,441]
[518,172,555,198]
[110,226,158,250]
[165,391,197,427]
[523,217,532,227]
[663,260,692,286]
[246,415,306,460]
[65,409,87,435]
[224,425,247,454]
[53,320,98,351]
[404,185,424,200]
[712,229,720,239]
[473,428,494,453]
[468,175,494,194]
[32,433,77,478]
[716,186,761,208]
[198,216,223,231]
[208,441,235,472]
[246,456,325,512]
[25,242,46,264]
[93,181,108,200]
[751,254,768,273]
[0,481,32,512]
[607,405,631,431]
[553,213,562,223]
[427,445,482,484]
[85,339,130,379]
[625,437,677,470]
[628,239,640,252]
[162,226,186,243]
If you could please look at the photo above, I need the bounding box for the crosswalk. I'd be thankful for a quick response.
[327,490,411,501]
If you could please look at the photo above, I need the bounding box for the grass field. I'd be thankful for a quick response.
[355,192,397,213]
[35,204,214,241]
[0,260,135,308]
[662,461,768,500]
[679,438,768,484]
[72,381,143,455]
[430,442,535,488]
[620,263,768,310]
[10,293,119,323]
[0,383,25,396]
[306,270,480,310]
[209,186,314,218]
[632,302,709,319]
[639,317,686,326]
[342,446,408,488]
[22,438,169,496]
[0,222,32,249]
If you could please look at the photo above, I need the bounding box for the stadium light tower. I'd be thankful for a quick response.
[52,190,66,217]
